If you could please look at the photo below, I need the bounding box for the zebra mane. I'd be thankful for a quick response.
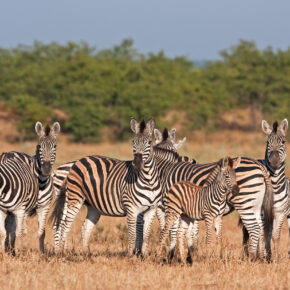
[162,128,169,141]
[153,146,179,159]
[139,119,146,133]
[273,121,278,133]
[44,124,51,136]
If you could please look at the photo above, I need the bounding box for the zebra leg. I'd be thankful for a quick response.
[156,206,165,230]
[169,218,180,261]
[141,207,156,258]
[81,206,101,253]
[187,220,199,259]
[36,205,50,253]
[214,215,223,258]
[204,216,214,258]
[157,212,180,263]
[14,208,26,252]
[271,213,285,261]
[54,200,68,253]
[238,211,261,260]
[0,211,7,253]
[242,225,250,257]
[178,217,190,265]
[134,212,144,255]
[126,208,140,256]
[4,214,16,253]
[59,200,84,252]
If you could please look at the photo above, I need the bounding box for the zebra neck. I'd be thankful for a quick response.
[153,147,179,163]
[139,154,159,183]
[33,147,51,189]
[205,177,227,201]
[265,152,286,178]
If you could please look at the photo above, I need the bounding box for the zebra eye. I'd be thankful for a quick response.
[149,141,152,144]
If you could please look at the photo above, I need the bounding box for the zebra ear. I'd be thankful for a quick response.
[35,122,44,136]
[174,137,186,150]
[233,157,241,169]
[169,128,177,142]
[154,129,162,144]
[146,118,155,136]
[130,118,139,134]
[261,120,272,135]
[279,119,288,136]
[52,122,61,136]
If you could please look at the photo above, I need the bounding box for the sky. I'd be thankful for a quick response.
[1,0,290,60]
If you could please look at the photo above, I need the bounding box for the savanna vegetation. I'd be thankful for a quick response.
[0,39,289,142]
[0,129,289,290]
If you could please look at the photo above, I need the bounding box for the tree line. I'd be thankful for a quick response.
[0,39,289,142]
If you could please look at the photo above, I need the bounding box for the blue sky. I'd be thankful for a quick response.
[1,0,290,60]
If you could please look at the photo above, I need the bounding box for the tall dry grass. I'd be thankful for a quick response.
[0,124,289,290]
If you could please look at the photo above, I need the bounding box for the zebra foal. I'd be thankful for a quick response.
[158,156,240,264]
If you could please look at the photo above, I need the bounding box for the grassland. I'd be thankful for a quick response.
[0,122,289,290]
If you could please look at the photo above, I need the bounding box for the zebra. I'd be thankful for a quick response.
[4,121,60,252]
[50,126,191,253]
[0,152,39,253]
[158,156,240,264]
[242,119,289,259]
[51,118,165,255]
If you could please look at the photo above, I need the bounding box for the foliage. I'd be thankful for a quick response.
[0,39,289,141]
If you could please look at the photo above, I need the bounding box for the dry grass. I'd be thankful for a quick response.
[0,118,289,290]
[0,213,289,290]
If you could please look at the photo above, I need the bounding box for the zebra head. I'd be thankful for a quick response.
[35,121,61,176]
[130,118,155,171]
[262,119,288,170]
[219,156,241,195]
[154,128,186,152]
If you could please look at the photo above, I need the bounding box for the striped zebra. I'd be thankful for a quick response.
[4,122,60,252]
[51,118,165,254]
[242,119,289,259]
[158,156,240,264]
[50,126,191,253]
[0,152,38,253]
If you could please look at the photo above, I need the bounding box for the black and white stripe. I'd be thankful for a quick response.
[52,118,164,255]
[242,119,289,259]
[0,152,38,252]
[158,157,240,263]
[4,121,60,252]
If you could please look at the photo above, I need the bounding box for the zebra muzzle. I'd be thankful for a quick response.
[268,151,280,169]
[133,153,143,171]
[232,185,239,195]
[41,161,52,176]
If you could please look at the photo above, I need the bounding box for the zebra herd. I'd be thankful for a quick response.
[0,117,289,264]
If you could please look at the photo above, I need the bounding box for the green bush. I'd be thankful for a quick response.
[0,39,289,141]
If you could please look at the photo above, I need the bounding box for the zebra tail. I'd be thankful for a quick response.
[260,164,274,240]
[49,181,67,230]
[237,217,243,227]
[28,208,37,217]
